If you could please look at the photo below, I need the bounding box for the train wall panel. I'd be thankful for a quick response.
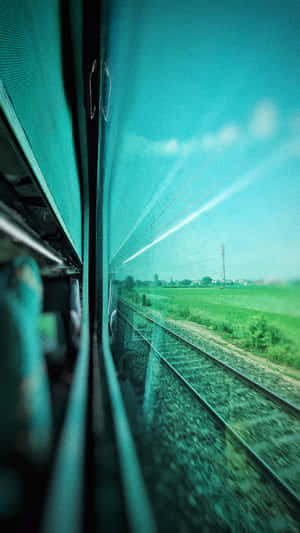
[0,0,82,258]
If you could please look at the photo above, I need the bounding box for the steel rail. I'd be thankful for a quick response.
[118,310,300,509]
[120,300,300,418]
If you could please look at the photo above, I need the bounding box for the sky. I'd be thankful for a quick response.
[103,0,300,281]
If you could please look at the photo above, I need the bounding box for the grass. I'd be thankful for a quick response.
[125,286,300,370]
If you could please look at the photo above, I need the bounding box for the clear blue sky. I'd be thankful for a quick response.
[104,0,300,281]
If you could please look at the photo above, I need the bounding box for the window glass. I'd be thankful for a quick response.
[105,1,300,529]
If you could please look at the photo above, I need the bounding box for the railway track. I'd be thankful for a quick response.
[118,300,300,510]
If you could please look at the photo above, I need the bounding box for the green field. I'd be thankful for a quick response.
[129,286,300,370]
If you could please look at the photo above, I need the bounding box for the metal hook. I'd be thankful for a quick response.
[102,62,111,122]
[89,59,97,120]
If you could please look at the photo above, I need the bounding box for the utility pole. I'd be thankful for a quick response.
[221,243,226,288]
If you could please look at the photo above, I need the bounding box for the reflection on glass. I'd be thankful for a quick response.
[105,1,300,530]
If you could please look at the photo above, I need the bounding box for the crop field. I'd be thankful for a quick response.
[131,285,300,370]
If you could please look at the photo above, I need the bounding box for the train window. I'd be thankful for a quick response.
[0,0,299,530]
[105,1,300,530]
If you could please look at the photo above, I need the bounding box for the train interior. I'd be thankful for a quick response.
[0,1,299,531]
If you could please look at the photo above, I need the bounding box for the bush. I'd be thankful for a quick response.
[248,316,282,351]
[216,321,234,334]
[267,344,299,368]
[177,306,190,319]
[188,310,203,323]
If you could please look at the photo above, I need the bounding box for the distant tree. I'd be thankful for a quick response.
[154,273,161,286]
[125,275,135,290]
[180,279,192,286]
[201,276,212,286]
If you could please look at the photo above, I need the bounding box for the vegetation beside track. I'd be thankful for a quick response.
[123,285,300,370]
